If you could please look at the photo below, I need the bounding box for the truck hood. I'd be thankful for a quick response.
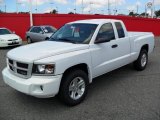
[0,34,20,40]
[7,41,89,63]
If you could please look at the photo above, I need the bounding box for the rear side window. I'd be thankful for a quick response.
[30,27,43,33]
[115,22,125,38]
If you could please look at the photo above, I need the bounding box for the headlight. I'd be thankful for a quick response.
[33,64,55,75]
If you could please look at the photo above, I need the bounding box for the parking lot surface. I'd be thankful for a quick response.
[0,38,160,120]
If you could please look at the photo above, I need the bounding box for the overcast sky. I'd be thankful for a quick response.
[0,0,159,14]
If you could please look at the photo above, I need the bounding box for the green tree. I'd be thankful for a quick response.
[155,10,160,17]
[129,12,134,16]
[0,10,4,13]
[140,12,149,17]
[129,12,139,17]
[50,9,58,14]
[68,12,74,14]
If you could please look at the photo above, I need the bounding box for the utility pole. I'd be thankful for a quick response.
[3,0,6,13]
[114,0,117,15]
[81,0,84,14]
[108,0,110,15]
[136,4,139,14]
[56,6,58,13]
[4,4,6,13]
[16,0,18,13]
[101,10,104,15]
[152,0,155,18]
[74,0,76,14]
[145,4,147,17]
[16,0,22,14]
[35,0,38,13]
[89,2,94,14]
[29,0,33,26]
[50,2,54,12]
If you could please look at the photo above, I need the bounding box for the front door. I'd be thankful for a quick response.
[90,22,130,78]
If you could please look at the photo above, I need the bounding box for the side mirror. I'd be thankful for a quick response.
[95,37,111,44]
[44,29,48,33]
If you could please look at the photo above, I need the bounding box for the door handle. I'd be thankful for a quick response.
[112,44,118,48]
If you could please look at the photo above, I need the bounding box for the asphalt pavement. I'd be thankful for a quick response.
[0,38,160,120]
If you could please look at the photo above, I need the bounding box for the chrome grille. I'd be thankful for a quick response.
[8,39,18,41]
[8,58,32,79]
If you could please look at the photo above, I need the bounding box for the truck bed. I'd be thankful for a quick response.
[128,32,153,37]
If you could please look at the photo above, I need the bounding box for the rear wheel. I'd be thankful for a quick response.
[59,69,89,106]
[27,37,32,44]
[45,37,49,40]
[134,49,148,71]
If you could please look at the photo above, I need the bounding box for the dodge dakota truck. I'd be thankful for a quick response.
[2,19,155,106]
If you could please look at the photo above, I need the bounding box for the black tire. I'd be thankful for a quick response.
[27,37,32,44]
[134,49,148,71]
[59,69,89,106]
[45,37,49,40]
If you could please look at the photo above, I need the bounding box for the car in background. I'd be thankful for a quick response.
[26,25,57,43]
[0,28,22,47]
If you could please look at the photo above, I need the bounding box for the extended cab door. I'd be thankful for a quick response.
[90,22,131,78]
[111,22,131,67]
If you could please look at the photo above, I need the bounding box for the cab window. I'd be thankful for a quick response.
[96,23,115,43]
[115,22,125,38]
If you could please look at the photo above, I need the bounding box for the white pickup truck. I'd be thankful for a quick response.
[2,19,155,106]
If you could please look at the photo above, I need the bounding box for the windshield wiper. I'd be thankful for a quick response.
[49,38,77,44]
[57,38,77,44]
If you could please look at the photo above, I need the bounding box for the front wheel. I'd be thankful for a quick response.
[134,49,148,71]
[27,37,32,44]
[59,69,89,106]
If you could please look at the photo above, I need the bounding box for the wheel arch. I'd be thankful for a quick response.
[61,63,92,84]
[45,37,50,40]
[140,44,149,53]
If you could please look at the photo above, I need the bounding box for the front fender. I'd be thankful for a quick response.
[34,49,93,83]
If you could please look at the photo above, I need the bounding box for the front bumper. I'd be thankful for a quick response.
[0,40,22,47]
[2,68,62,98]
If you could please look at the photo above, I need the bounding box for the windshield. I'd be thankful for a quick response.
[0,29,12,35]
[49,23,98,44]
[43,26,56,33]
